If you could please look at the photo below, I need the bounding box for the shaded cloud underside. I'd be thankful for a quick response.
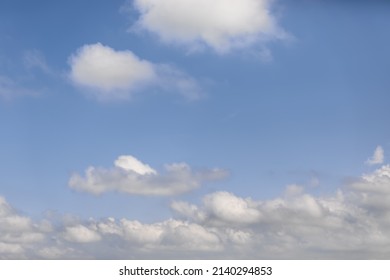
[2,165,390,259]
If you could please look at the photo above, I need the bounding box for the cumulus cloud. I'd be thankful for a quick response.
[68,43,202,101]
[69,155,228,196]
[4,164,390,259]
[366,146,384,166]
[63,225,101,243]
[130,0,287,54]
[0,196,51,259]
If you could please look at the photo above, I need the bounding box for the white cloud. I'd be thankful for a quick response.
[4,164,390,259]
[131,0,287,54]
[69,155,228,196]
[68,43,202,101]
[0,196,51,259]
[349,165,390,215]
[202,191,262,224]
[69,43,155,100]
[366,145,384,166]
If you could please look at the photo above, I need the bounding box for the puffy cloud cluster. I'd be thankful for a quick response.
[69,155,228,196]
[0,197,51,259]
[3,165,390,259]
[68,43,202,101]
[130,0,287,53]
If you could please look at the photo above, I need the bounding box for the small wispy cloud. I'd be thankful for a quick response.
[366,145,384,166]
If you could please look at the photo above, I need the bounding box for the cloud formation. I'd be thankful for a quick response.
[131,0,287,53]
[366,146,384,166]
[68,43,202,101]
[3,164,390,259]
[69,155,228,196]
[0,196,51,259]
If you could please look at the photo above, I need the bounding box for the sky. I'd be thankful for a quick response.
[1,0,390,259]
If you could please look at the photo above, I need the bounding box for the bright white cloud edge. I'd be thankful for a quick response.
[68,43,202,101]
[2,164,390,259]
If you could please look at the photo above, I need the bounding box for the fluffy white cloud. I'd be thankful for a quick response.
[131,0,287,53]
[63,225,101,243]
[69,155,228,196]
[68,43,202,101]
[366,145,384,166]
[0,196,50,259]
[69,43,155,99]
[349,165,390,216]
[4,164,390,259]
[202,192,262,224]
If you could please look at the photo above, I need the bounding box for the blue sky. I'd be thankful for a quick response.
[1,0,390,259]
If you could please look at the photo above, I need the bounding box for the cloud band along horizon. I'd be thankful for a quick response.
[2,164,390,259]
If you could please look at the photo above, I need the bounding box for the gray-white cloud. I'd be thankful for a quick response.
[0,197,51,259]
[3,165,390,259]
[69,155,228,196]
[68,43,203,101]
[130,0,288,54]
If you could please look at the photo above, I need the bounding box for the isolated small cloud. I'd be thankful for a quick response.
[366,146,384,166]
[69,43,155,99]
[131,0,287,54]
[68,43,202,101]
[69,155,228,196]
